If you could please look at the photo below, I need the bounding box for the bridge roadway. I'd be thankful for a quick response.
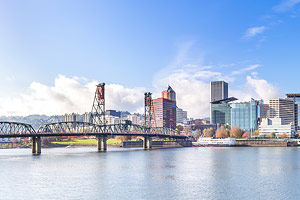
[0,121,189,155]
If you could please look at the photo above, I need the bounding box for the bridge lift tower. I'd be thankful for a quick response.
[144,92,156,128]
[90,83,106,126]
[90,83,107,152]
[143,92,156,150]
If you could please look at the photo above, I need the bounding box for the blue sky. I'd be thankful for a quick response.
[0,0,300,117]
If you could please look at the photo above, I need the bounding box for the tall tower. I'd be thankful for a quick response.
[210,81,228,123]
[162,85,176,101]
[90,83,106,125]
[144,92,156,128]
[210,81,228,102]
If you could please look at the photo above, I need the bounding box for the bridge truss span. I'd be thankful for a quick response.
[37,122,104,135]
[0,122,36,136]
[36,121,179,137]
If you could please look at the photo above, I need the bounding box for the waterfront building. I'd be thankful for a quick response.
[64,113,79,122]
[259,104,270,121]
[105,115,118,125]
[105,110,121,118]
[83,112,92,123]
[259,118,295,137]
[127,114,141,125]
[269,99,296,128]
[230,99,259,133]
[286,93,300,130]
[211,97,237,126]
[176,107,188,124]
[210,81,229,121]
[153,86,177,129]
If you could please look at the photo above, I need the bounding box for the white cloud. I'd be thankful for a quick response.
[232,64,260,75]
[0,75,144,116]
[244,26,266,38]
[273,0,300,12]
[245,75,281,102]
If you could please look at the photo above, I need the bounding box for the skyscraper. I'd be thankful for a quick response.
[286,93,300,130]
[269,98,296,127]
[153,86,177,129]
[210,81,229,123]
[210,81,228,102]
[162,85,176,101]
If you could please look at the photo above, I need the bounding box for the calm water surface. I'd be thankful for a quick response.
[1,147,300,200]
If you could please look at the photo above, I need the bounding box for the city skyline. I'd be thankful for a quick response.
[0,0,300,117]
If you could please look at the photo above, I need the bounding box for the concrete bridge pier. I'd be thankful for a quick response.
[32,136,41,155]
[97,136,107,152]
[143,136,152,150]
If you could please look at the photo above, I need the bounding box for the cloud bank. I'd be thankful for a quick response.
[0,75,144,116]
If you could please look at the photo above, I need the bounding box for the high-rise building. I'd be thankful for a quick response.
[153,86,177,129]
[176,107,188,124]
[210,81,229,122]
[83,112,91,123]
[162,85,176,101]
[269,98,297,127]
[210,81,228,102]
[259,104,270,120]
[286,93,300,130]
[230,99,259,133]
[64,113,79,122]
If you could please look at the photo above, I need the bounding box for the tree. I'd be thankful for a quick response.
[184,126,192,135]
[176,125,184,132]
[252,130,259,136]
[194,129,201,139]
[270,132,276,138]
[203,128,213,137]
[242,132,249,138]
[280,133,287,138]
[216,126,227,138]
[230,126,243,138]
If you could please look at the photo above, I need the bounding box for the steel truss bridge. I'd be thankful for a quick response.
[0,121,184,139]
[0,121,190,154]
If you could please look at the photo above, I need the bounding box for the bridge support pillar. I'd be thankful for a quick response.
[143,136,152,150]
[32,136,41,155]
[97,136,107,152]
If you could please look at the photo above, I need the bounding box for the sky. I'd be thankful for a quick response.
[0,0,300,118]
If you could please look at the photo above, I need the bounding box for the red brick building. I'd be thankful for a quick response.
[152,86,177,129]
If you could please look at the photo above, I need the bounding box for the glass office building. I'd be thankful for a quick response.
[286,94,300,130]
[211,98,236,126]
[230,99,259,133]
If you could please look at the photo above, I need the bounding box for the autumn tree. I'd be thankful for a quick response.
[242,132,249,138]
[184,126,192,135]
[216,126,227,138]
[280,133,287,138]
[252,130,259,136]
[176,125,184,132]
[194,129,202,139]
[270,132,276,138]
[230,126,243,138]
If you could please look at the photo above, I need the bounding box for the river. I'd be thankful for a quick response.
[0,147,300,200]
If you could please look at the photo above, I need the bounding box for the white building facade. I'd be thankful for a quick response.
[259,118,295,137]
